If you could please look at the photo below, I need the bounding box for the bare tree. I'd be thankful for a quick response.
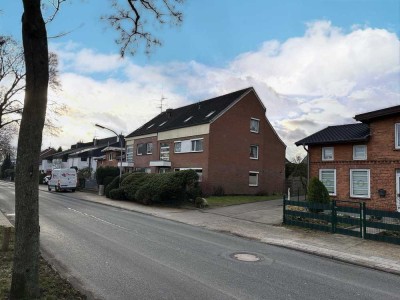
[10,0,184,298]
[0,36,64,132]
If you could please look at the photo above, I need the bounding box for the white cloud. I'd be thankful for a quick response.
[43,21,399,160]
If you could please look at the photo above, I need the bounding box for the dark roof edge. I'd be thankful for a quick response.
[295,135,370,146]
[354,105,400,122]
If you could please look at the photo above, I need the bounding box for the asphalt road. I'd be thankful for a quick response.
[1,181,400,300]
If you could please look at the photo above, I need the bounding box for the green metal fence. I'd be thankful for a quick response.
[283,196,400,245]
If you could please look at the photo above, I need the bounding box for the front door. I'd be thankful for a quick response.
[396,170,400,212]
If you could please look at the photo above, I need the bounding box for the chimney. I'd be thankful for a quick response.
[166,108,173,118]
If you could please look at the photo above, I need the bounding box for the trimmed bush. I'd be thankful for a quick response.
[307,177,330,213]
[103,176,116,189]
[135,170,199,205]
[96,166,119,185]
[105,172,132,198]
[122,173,152,201]
[109,187,126,200]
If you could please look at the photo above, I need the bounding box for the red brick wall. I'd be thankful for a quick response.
[97,151,120,168]
[208,92,286,195]
[309,115,400,211]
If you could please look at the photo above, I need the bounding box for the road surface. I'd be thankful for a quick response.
[1,181,399,299]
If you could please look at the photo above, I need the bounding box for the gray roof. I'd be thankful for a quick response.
[354,105,400,123]
[295,123,370,146]
[127,87,254,138]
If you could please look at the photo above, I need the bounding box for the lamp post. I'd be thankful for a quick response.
[95,124,123,186]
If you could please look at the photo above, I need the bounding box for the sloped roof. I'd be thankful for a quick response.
[126,87,254,138]
[354,105,400,123]
[295,123,370,146]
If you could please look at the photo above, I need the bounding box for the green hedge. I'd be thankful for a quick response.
[96,166,119,185]
[108,170,200,205]
[105,173,132,198]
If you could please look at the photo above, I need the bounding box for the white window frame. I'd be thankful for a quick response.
[353,145,367,160]
[108,153,113,161]
[126,145,134,162]
[146,143,153,154]
[136,143,143,156]
[174,141,182,153]
[322,147,334,161]
[250,145,259,160]
[350,169,370,198]
[396,123,400,149]
[319,169,336,196]
[249,171,259,187]
[191,139,204,152]
[250,118,260,133]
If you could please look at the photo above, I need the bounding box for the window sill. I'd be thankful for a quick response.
[250,157,259,160]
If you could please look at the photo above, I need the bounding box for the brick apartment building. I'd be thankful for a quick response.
[125,87,286,195]
[296,105,400,211]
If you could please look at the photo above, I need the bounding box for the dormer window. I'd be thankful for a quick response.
[159,121,167,127]
[322,147,334,161]
[147,124,154,129]
[184,116,193,123]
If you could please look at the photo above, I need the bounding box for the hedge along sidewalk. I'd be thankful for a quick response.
[0,211,12,251]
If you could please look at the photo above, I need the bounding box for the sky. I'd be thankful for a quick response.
[0,0,399,159]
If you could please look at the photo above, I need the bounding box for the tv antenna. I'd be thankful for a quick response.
[157,94,167,113]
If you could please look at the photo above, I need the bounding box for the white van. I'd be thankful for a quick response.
[48,168,77,192]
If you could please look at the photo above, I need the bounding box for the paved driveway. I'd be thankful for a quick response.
[206,199,283,225]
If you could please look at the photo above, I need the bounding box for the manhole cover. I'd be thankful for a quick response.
[232,253,261,262]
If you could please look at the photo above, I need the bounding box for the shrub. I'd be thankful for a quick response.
[106,172,135,198]
[39,173,47,184]
[122,173,151,201]
[109,188,126,200]
[135,170,199,205]
[307,177,330,213]
[103,176,116,189]
[96,166,119,185]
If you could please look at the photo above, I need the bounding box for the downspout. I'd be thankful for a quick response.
[302,143,310,188]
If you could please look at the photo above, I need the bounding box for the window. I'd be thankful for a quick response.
[159,121,167,127]
[146,143,153,154]
[249,172,259,186]
[322,147,334,161]
[126,145,134,162]
[108,153,113,161]
[175,139,204,153]
[136,143,145,155]
[174,142,182,153]
[396,123,400,149]
[191,139,203,152]
[250,145,259,159]
[353,145,367,160]
[147,124,154,129]
[319,169,336,195]
[250,118,260,133]
[350,169,370,198]
[160,143,170,161]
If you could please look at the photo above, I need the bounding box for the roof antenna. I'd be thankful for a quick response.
[157,94,167,113]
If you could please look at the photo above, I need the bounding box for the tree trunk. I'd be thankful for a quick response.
[10,0,48,298]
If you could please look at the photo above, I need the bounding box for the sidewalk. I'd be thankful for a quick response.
[39,186,400,275]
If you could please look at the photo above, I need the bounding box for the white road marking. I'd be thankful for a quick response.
[67,207,128,230]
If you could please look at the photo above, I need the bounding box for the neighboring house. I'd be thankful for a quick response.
[96,145,133,172]
[51,137,122,174]
[125,87,286,195]
[295,105,400,212]
[39,147,56,174]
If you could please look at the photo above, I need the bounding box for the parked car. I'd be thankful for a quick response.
[43,175,51,185]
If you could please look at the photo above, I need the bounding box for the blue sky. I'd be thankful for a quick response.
[0,0,399,158]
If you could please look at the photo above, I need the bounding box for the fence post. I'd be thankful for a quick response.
[331,200,336,233]
[283,194,286,224]
[362,202,366,239]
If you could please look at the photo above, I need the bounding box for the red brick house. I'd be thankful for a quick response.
[296,105,400,211]
[125,87,286,195]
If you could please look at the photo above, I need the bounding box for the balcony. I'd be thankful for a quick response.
[149,160,172,167]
